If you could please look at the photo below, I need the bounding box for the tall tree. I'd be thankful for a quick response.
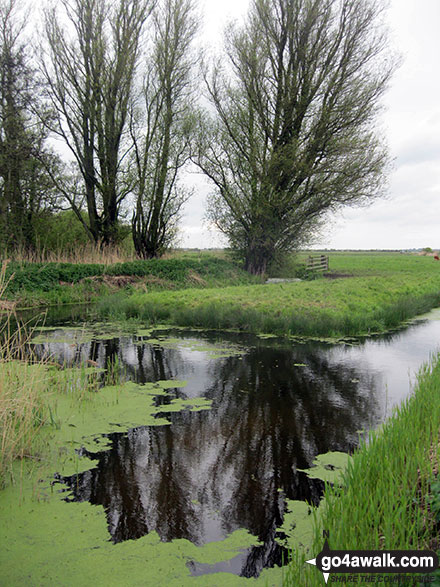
[130,0,198,258]
[194,0,396,274]
[42,0,152,245]
[0,0,56,250]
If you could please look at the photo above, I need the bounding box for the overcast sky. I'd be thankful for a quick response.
[180,0,440,250]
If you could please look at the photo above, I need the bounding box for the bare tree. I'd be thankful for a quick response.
[130,0,198,258]
[194,0,396,274]
[42,0,152,245]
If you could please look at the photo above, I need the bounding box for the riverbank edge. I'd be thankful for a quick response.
[7,254,440,341]
[283,354,440,585]
[96,280,440,339]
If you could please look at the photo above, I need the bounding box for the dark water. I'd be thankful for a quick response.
[17,303,98,328]
[31,311,440,578]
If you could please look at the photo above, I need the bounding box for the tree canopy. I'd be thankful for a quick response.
[0,0,396,264]
[42,0,152,246]
[194,0,396,274]
[0,0,59,250]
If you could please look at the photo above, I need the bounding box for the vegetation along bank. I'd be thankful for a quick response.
[97,253,440,339]
[1,256,260,309]
[3,253,440,583]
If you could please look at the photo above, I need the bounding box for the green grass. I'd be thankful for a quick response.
[4,256,261,308]
[283,353,440,585]
[97,253,440,338]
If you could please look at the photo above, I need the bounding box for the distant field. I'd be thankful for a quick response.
[98,252,440,338]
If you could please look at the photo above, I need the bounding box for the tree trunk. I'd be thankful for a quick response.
[244,245,269,276]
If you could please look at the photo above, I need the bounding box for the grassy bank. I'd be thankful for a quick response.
[3,256,260,308]
[283,353,440,585]
[98,253,440,338]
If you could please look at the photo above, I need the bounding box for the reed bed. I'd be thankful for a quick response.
[0,259,125,487]
[0,262,49,487]
[0,344,110,487]
[283,354,440,585]
[1,242,136,265]
[0,263,85,485]
[0,359,51,487]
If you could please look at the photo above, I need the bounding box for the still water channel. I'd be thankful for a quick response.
[28,306,440,578]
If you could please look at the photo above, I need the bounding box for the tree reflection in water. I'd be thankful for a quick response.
[40,331,381,578]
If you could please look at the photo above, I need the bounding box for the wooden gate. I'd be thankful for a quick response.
[305,254,329,272]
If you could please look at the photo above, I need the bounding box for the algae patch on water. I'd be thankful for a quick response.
[0,473,270,587]
[31,323,248,363]
[297,451,351,484]
[276,500,315,551]
[135,334,246,360]
[275,452,352,552]
[1,364,203,479]
[0,358,254,585]
[30,321,141,345]
[50,378,205,464]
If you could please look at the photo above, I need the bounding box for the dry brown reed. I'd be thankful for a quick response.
[1,242,137,265]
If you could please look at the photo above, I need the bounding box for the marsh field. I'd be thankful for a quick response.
[2,251,440,586]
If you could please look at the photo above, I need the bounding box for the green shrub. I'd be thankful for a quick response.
[4,257,258,296]
[33,211,90,252]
